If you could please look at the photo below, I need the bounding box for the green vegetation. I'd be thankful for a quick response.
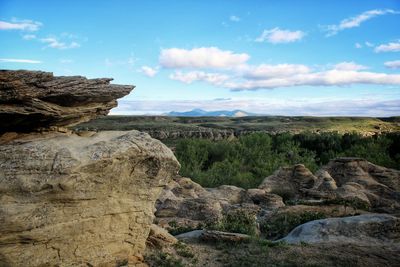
[74,115,400,134]
[209,209,258,236]
[175,132,400,189]
[146,251,184,267]
[261,211,327,239]
[167,220,203,236]
[173,242,195,258]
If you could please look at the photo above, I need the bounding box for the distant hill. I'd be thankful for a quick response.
[165,109,257,117]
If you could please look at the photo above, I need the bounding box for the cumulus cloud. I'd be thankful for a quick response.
[241,64,311,79]
[255,28,305,43]
[140,66,158,77]
[160,47,400,90]
[159,47,249,69]
[170,71,229,85]
[0,19,42,31]
[333,61,368,71]
[384,60,400,69]
[323,9,398,36]
[375,40,400,53]
[355,43,362,48]
[0,58,41,64]
[225,69,400,91]
[229,15,241,22]
[40,37,80,49]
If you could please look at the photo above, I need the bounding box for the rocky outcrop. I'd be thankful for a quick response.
[155,176,284,231]
[280,214,400,244]
[0,70,133,132]
[0,70,181,266]
[0,130,179,266]
[259,158,400,213]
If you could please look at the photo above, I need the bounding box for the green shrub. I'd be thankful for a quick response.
[209,209,258,236]
[261,211,326,239]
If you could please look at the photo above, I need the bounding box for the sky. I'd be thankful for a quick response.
[1,0,400,116]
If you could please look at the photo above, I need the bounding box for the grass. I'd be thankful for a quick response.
[73,115,400,135]
[146,251,184,267]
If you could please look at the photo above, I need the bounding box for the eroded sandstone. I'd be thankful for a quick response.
[0,70,133,132]
[0,130,179,266]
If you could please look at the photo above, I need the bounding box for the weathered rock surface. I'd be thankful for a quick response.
[0,130,180,266]
[146,224,178,249]
[155,176,284,230]
[0,70,133,132]
[280,214,400,244]
[175,230,250,243]
[259,158,400,213]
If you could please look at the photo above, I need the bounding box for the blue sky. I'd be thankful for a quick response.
[1,0,400,116]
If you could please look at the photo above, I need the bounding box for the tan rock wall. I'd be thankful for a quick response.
[0,131,180,266]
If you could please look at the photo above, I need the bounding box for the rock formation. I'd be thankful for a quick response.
[280,214,400,244]
[259,158,400,213]
[155,176,284,231]
[155,158,400,243]
[0,70,133,132]
[0,70,179,266]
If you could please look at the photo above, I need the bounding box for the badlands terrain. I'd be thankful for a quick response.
[0,70,399,266]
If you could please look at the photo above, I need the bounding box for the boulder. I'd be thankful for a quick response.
[279,214,400,244]
[0,70,133,132]
[146,224,178,249]
[0,130,180,266]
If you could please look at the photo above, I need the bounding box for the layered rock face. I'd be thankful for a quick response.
[0,131,179,266]
[0,70,179,266]
[0,70,133,132]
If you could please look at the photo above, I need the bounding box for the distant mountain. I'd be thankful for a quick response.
[165,109,257,117]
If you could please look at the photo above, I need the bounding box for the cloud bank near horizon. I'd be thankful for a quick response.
[112,98,400,117]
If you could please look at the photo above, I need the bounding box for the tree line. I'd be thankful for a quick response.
[175,132,400,189]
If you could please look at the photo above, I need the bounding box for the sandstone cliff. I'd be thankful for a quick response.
[0,70,179,266]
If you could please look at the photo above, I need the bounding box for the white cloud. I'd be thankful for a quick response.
[229,15,241,22]
[375,40,400,53]
[170,71,229,85]
[159,47,249,69]
[384,60,400,69]
[365,41,374,47]
[22,34,36,40]
[140,66,158,77]
[333,61,368,71]
[0,58,41,64]
[241,64,311,79]
[112,98,400,117]
[225,69,400,91]
[0,19,42,31]
[324,9,398,36]
[40,37,80,49]
[159,47,400,91]
[355,43,362,48]
[255,28,305,44]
